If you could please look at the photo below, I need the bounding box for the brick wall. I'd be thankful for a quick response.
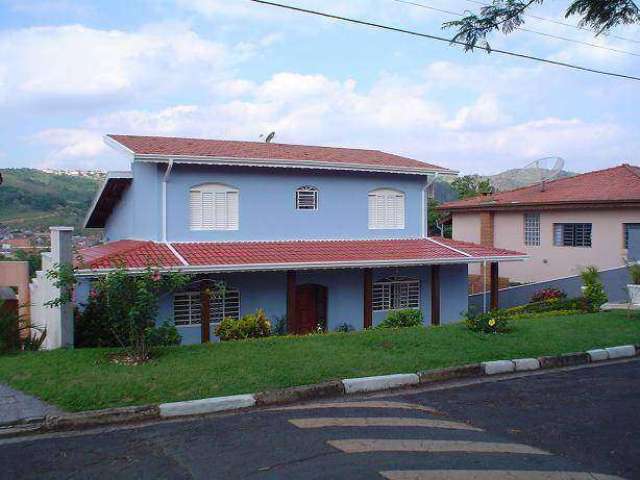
[479,212,494,246]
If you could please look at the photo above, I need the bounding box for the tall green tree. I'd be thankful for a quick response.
[451,176,493,200]
[444,1,640,51]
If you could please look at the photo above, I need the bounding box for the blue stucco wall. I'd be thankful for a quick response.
[155,264,469,345]
[104,163,428,242]
[469,265,631,311]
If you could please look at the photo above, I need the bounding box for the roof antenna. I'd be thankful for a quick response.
[259,131,276,143]
[521,156,565,192]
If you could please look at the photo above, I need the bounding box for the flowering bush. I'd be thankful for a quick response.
[464,309,510,334]
[531,288,566,303]
[216,308,271,341]
[48,264,188,360]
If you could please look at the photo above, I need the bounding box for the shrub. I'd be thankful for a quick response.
[335,322,356,333]
[74,295,118,348]
[580,265,608,312]
[215,308,272,341]
[48,264,188,360]
[144,321,182,347]
[531,288,566,303]
[0,301,46,353]
[464,309,510,334]
[377,309,423,329]
[628,262,640,285]
[272,315,288,336]
[503,297,587,317]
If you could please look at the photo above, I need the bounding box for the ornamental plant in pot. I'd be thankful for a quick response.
[627,262,640,305]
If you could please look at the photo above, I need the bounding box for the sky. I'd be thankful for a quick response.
[0,0,638,175]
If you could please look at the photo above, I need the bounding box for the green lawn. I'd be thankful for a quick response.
[1,311,638,412]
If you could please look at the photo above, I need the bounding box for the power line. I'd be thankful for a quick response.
[391,0,640,58]
[247,0,640,82]
[462,0,640,45]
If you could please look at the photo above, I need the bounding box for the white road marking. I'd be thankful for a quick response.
[379,470,626,480]
[289,417,481,431]
[328,439,552,455]
[271,401,439,413]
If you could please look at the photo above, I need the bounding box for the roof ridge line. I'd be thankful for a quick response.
[426,237,472,257]
[167,237,429,245]
[166,242,189,267]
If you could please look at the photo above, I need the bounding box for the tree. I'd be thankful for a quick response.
[451,175,493,199]
[427,198,452,237]
[444,0,640,51]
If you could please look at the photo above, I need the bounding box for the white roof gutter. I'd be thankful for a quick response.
[74,254,528,277]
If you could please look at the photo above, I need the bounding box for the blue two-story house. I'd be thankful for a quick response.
[78,134,524,344]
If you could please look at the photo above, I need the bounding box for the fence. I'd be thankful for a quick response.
[469,265,631,311]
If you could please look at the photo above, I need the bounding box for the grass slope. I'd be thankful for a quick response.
[0,311,638,412]
[0,169,102,230]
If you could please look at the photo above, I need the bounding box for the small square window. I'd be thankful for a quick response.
[296,186,318,210]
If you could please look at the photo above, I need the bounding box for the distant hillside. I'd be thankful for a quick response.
[485,168,576,191]
[0,169,103,231]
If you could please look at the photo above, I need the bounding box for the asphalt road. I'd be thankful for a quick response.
[1,360,638,480]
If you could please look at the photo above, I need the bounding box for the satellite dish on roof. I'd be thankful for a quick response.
[259,131,276,143]
[522,156,565,191]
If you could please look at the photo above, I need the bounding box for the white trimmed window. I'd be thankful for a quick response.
[296,186,318,210]
[372,276,420,311]
[173,287,240,326]
[523,213,540,246]
[368,188,405,229]
[190,183,239,231]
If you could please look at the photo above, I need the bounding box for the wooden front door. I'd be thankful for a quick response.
[294,284,327,334]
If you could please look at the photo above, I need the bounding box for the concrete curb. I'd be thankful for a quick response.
[255,380,344,406]
[538,352,590,369]
[43,405,160,431]
[342,373,420,394]
[159,394,256,418]
[418,363,483,383]
[482,360,515,375]
[2,344,637,437]
[587,348,609,362]
[605,345,636,359]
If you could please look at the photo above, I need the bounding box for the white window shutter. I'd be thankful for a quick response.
[190,191,202,229]
[189,184,239,231]
[227,191,239,230]
[368,189,405,229]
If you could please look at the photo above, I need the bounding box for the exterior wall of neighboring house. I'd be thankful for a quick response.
[452,207,640,283]
[103,162,428,242]
[79,264,469,345]
[0,261,31,323]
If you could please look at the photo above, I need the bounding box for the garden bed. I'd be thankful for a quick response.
[0,310,638,412]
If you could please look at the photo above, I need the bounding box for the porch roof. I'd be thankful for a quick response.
[74,237,526,274]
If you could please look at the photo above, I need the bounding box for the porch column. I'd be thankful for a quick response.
[430,265,440,326]
[200,284,211,343]
[490,262,499,310]
[363,268,372,329]
[286,271,296,334]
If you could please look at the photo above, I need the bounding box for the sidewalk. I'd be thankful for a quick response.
[0,383,60,427]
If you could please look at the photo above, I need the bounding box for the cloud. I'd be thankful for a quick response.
[31,128,108,168]
[30,67,636,174]
[0,23,247,110]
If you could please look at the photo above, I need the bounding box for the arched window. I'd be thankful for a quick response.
[190,183,239,231]
[296,185,318,210]
[368,188,405,229]
[372,276,420,311]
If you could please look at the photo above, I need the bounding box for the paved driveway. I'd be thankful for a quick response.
[0,360,637,479]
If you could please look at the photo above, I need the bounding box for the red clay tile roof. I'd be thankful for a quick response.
[1,238,31,249]
[75,238,524,272]
[75,240,183,269]
[107,134,454,174]
[438,164,640,211]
